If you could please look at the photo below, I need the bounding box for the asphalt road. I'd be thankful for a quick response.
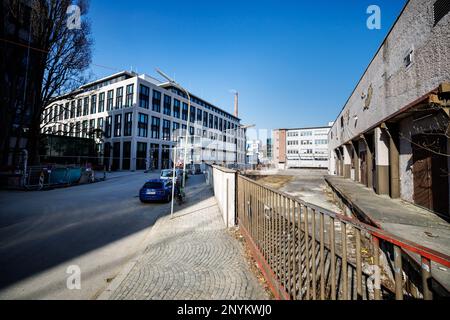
[0,171,201,299]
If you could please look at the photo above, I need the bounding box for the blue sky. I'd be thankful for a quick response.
[88,0,407,130]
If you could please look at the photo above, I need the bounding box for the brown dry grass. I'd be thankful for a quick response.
[251,175,294,190]
[228,227,275,300]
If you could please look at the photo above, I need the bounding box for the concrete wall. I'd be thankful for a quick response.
[205,165,236,227]
[329,0,450,150]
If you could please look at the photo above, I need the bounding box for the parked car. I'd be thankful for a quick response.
[139,179,173,203]
[160,169,175,180]
[160,169,184,183]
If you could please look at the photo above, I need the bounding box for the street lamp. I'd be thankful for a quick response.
[156,68,191,189]
[156,68,192,218]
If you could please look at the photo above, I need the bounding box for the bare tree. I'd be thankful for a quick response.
[24,0,93,165]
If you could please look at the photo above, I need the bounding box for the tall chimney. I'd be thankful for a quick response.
[234,91,239,117]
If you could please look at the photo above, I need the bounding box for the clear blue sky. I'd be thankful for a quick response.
[88,0,407,130]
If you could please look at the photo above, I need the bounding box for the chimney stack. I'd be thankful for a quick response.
[234,91,239,117]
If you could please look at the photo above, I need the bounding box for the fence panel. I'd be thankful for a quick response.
[236,175,450,300]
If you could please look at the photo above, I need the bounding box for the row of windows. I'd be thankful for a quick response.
[44,85,135,123]
[139,85,239,131]
[287,130,328,137]
[45,84,240,135]
[168,86,238,122]
[287,139,328,145]
[287,149,327,155]
[137,114,240,144]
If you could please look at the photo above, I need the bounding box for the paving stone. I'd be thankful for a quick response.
[109,183,268,300]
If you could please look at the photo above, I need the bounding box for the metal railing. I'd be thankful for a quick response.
[237,175,450,300]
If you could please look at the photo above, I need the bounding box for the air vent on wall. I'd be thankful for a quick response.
[434,0,450,26]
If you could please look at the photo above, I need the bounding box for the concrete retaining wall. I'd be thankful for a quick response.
[205,165,236,227]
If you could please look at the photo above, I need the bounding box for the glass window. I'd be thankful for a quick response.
[107,90,114,111]
[172,122,180,142]
[203,111,208,127]
[90,95,97,114]
[76,99,82,117]
[83,97,89,116]
[162,119,171,141]
[97,117,104,138]
[58,105,63,121]
[209,114,213,129]
[197,109,202,124]
[105,116,112,138]
[190,106,196,123]
[163,95,171,116]
[89,119,95,137]
[151,116,160,139]
[125,84,134,107]
[75,121,81,137]
[98,92,105,112]
[138,113,148,137]
[64,102,70,120]
[139,85,150,109]
[116,87,123,109]
[182,102,188,121]
[124,112,132,136]
[114,114,122,137]
[173,99,180,118]
[136,142,148,170]
[152,90,161,112]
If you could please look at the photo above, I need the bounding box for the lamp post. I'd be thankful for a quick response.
[156,68,191,190]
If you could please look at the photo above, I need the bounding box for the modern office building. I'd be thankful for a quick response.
[41,71,246,171]
[328,0,450,218]
[1,0,41,168]
[273,124,332,169]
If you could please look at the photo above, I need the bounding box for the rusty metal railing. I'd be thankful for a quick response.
[237,175,450,300]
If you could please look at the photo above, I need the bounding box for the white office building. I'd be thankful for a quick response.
[41,71,246,171]
[274,124,333,169]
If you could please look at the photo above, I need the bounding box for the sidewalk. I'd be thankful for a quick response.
[99,178,268,300]
[102,170,161,180]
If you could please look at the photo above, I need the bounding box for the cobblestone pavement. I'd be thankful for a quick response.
[106,177,268,300]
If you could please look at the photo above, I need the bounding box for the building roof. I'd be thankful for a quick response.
[80,71,137,90]
[159,83,240,122]
[275,126,332,131]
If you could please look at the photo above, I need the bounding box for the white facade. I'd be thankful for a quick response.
[246,140,262,164]
[41,71,246,171]
[285,126,331,169]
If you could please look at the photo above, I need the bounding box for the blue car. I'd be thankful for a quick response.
[139,179,173,203]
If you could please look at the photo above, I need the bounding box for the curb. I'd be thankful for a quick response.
[96,212,169,300]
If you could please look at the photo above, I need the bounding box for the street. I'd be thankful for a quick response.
[0,171,184,299]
